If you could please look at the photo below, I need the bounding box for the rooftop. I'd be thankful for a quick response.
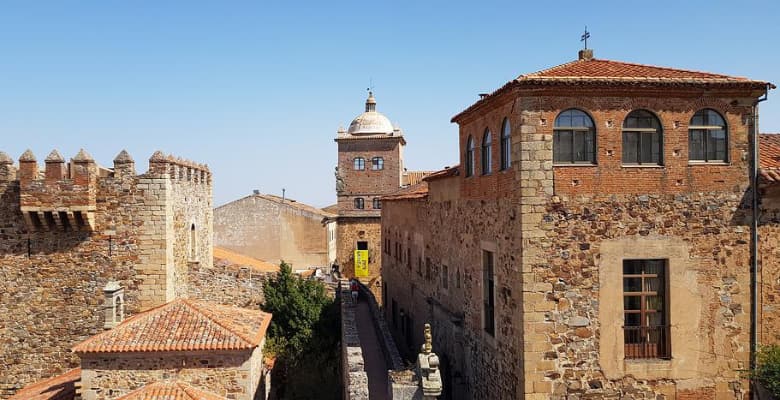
[72,299,271,354]
[452,53,773,122]
[9,368,80,400]
[213,246,280,273]
[116,382,227,400]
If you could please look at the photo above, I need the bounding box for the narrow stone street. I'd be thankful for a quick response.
[355,298,389,399]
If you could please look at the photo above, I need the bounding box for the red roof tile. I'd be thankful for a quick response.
[10,368,80,400]
[116,382,227,400]
[760,133,780,169]
[214,246,280,273]
[452,57,773,122]
[72,299,271,354]
[423,165,460,182]
[382,182,429,201]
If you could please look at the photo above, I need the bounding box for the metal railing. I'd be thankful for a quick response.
[623,325,671,359]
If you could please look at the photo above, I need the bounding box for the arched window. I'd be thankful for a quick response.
[622,110,663,165]
[689,109,728,163]
[354,197,365,209]
[554,109,596,164]
[465,136,475,177]
[372,157,384,170]
[353,157,365,170]
[189,223,198,261]
[481,129,492,175]
[500,118,511,170]
[373,198,381,209]
[114,296,123,323]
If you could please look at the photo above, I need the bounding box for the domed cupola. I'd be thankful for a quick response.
[347,91,395,135]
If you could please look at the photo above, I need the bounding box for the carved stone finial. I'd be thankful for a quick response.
[149,150,166,162]
[113,150,134,164]
[19,149,36,162]
[0,151,12,165]
[72,148,94,162]
[422,323,433,354]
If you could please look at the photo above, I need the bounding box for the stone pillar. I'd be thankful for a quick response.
[113,149,136,177]
[71,149,97,186]
[0,151,15,182]
[44,149,67,183]
[18,149,38,184]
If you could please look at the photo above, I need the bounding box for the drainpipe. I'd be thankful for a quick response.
[750,84,770,378]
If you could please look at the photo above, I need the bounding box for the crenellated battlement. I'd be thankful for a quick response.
[0,148,212,233]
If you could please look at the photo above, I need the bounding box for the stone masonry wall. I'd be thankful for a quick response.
[187,260,267,309]
[79,348,261,400]
[0,150,212,398]
[758,184,780,344]
[336,217,382,286]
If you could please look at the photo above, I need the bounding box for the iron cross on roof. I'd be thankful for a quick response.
[581,26,590,50]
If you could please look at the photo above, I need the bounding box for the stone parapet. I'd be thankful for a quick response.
[339,279,370,400]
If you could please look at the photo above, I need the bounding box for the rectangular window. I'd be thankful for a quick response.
[357,241,368,251]
[483,250,495,336]
[623,131,662,165]
[623,259,670,359]
[442,265,449,289]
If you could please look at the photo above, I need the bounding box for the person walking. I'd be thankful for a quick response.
[350,278,359,303]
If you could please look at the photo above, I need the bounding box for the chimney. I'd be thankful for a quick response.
[253,189,260,195]
[44,149,66,182]
[103,281,124,329]
[578,48,594,61]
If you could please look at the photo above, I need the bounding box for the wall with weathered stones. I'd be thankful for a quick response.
[758,184,780,345]
[0,150,212,398]
[214,194,331,268]
[79,347,262,400]
[383,87,769,399]
[336,217,382,285]
[187,260,268,308]
[339,281,370,400]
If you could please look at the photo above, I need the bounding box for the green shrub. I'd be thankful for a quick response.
[754,345,780,397]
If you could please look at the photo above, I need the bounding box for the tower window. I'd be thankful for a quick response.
[372,157,384,170]
[500,118,511,170]
[354,157,365,170]
[189,223,198,262]
[373,198,382,209]
[354,197,365,209]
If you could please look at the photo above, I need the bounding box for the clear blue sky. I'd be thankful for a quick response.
[2,1,778,207]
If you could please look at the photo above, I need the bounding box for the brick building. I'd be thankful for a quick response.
[0,149,213,397]
[334,92,429,287]
[214,192,336,269]
[381,50,778,399]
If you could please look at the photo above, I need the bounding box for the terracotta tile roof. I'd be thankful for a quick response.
[213,246,280,273]
[382,182,429,201]
[403,171,433,186]
[9,368,80,400]
[423,165,460,182]
[72,299,271,354]
[759,133,780,183]
[452,57,773,122]
[116,382,227,400]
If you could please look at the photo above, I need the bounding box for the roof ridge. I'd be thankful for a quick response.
[590,58,746,79]
[183,299,260,348]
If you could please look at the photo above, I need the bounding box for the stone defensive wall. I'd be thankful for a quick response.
[0,148,212,398]
[339,280,370,400]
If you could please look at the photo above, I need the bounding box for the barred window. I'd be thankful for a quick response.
[623,259,670,359]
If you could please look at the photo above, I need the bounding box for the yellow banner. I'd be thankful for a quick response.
[354,250,369,277]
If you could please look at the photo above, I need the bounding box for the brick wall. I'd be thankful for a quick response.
[0,150,212,398]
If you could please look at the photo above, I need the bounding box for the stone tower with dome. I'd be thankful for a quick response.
[334,91,406,288]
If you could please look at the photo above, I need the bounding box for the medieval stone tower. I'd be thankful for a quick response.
[334,92,405,283]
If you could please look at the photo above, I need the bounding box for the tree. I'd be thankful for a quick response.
[753,345,780,398]
[261,262,340,399]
